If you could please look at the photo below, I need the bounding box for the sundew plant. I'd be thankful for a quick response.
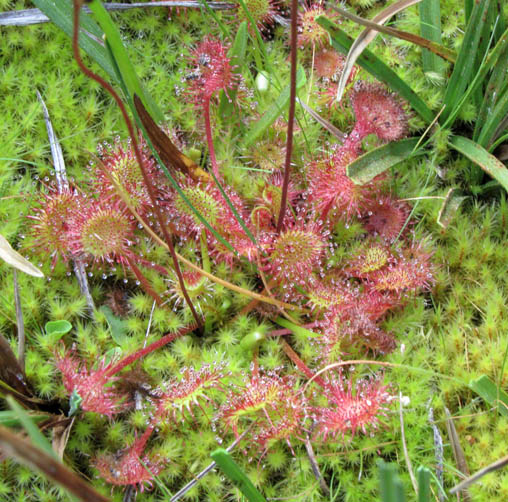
[0,0,508,501]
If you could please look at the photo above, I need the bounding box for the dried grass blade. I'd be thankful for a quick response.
[334,0,423,103]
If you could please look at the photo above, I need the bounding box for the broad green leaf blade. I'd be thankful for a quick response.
[87,0,164,123]
[32,0,118,83]
[317,17,434,124]
[448,135,508,192]
[440,0,492,123]
[211,449,267,502]
[346,138,422,185]
[45,320,73,338]
[0,234,43,278]
[99,306,128,345]
[419,0,445,76]
[244,66,306,147]
[469,375,508,416]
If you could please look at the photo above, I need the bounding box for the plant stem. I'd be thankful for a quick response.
[200,230,211,273]
[203,99,220,179]
[125,255,164,306]
[72,0,202,331]
[105,324,196,377]
[276,0,298,233]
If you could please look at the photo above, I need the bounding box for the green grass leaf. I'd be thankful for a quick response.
[244,66,306,147]
[476,85,508,148]
[443,26,508,129]
[448,135,508,192]
[274,317,320,338]
[440,0,492,123]
[469,375,508,416]
[419,0,445,76]
[0,411,49,429]
[378,461,406,502]
[346,138,422,185]
[87,0,164,123]
[219,21,248,118]
[211,449,267,502]
[317,16,434,124]
[417,466,431,502]
[32,0,118,84]
[6,396,57,460]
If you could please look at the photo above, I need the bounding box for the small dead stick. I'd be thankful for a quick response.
[170,429,250,502]
[71,0,203,331]
[450,454,508,494]
[0,424,110,502]
[36,90,96,314]
[305,422,330,495]
[13,270,25,371]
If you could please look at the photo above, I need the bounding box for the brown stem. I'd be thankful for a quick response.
[72,1,202,331]
[275,0,298,234]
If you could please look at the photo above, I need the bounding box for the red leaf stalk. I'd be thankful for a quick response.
[72,0,203,331]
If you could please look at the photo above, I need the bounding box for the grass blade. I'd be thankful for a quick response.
[443,26,508,129]
[378,461,406,502]
[417,466,431,502]
[347,138,422,185]
[317,16,434,123]
[448,135,508,192]
[87,0,164,122]
[419,0,445,76]
[32,0,118,83]
[6,396,57,460]
[244,65,306,147]
[436,188,467,229]
[476,86,508,148]
[219,21,248,116]
[211,448,267,502]
[469,374,508,416]
[1,2,235,26]
[440,0,492,123]
[296,98,347,142]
